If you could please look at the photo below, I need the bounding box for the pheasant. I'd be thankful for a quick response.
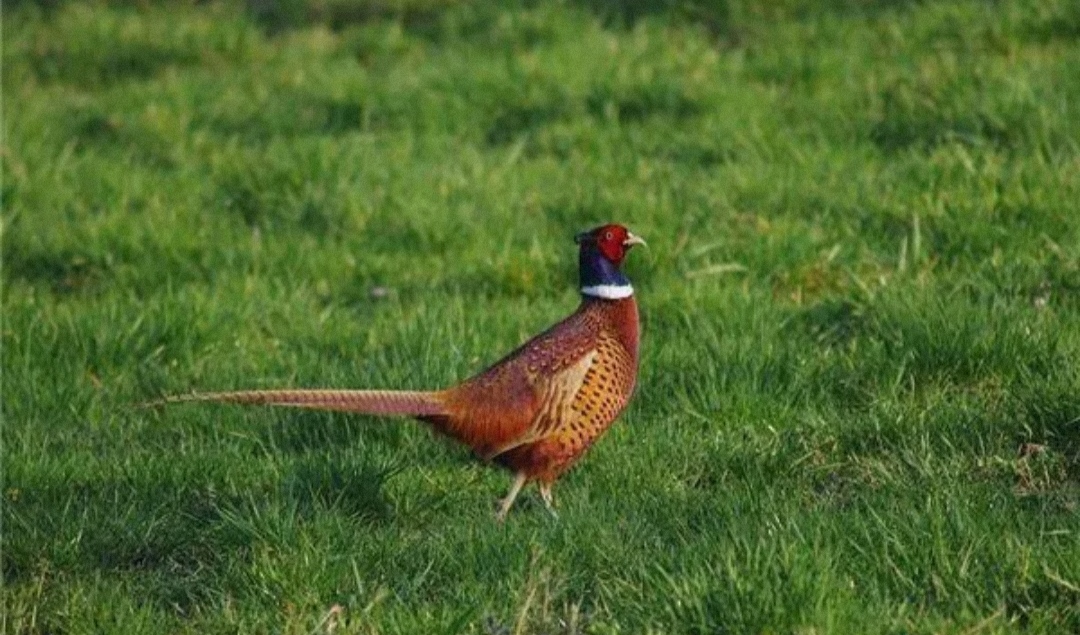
[159,224,645,520]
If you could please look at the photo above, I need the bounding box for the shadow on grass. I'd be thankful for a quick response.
[1004,575,1080,631]
[248,0,451,34]
[30,44,201,87]
[3,241,110,295]
[246,0,926,45]
[208,150,358,237]
[796,293,1063,391]
[870,94,1033,154]
[200,97,382,142]
[2,455,398,612]
[60,108,178,167]
[17,9,204,88]
[1021,3,1080,44]
[1017,384,1080,483]
[260,411,405,454]
[485,97,572,147]
[484,80,706,149]
[283,457,402,521]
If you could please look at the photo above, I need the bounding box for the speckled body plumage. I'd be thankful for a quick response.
[431,294,638,485]
[159,224,644,519]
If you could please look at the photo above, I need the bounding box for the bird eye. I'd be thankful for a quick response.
[604,231,613,240]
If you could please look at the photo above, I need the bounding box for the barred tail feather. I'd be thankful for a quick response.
[154,389,446,417]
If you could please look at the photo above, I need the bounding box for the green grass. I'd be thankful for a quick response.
[4,0,1080,632]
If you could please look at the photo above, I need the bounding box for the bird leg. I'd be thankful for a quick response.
[496,472,528,522]
[539,482,558,519]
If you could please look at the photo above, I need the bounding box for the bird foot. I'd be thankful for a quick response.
[539,484,559,520]
[495,473,528,522]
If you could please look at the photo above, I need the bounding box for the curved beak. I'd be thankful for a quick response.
[623,233,647,248]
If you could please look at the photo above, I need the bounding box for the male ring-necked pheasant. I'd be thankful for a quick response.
[162,224,644,520]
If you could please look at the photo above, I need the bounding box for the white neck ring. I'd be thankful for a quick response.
[581,284,634,299]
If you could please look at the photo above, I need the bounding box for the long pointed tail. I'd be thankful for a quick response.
[148,389,446,417]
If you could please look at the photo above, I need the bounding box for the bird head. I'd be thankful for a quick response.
[574,224,645,299]
[574,224,646,266]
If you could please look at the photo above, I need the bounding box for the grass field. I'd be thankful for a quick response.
[4,0,1080,632]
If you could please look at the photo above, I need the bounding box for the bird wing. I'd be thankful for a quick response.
[431,304,603,458]
[482,349,597,459]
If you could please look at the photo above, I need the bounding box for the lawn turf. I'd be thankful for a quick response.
[3,0,1080,632]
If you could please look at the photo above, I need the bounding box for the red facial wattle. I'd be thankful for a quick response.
[595,227,630,264]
